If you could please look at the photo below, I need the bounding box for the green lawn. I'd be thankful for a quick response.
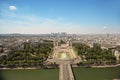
[0,69,59,80]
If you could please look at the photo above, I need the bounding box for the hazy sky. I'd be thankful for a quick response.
[0,0,120,34]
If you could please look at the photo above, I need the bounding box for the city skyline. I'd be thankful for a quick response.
[0,0,120,34]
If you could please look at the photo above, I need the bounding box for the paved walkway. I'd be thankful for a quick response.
[53,41,76,80]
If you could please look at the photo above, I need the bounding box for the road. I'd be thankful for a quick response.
[59,61,75,80]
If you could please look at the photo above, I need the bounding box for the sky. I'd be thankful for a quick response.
[0,0,120,34]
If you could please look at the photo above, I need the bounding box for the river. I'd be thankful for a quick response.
[0,66,120,80]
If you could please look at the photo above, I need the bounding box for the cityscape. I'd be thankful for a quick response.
[0,0,120,80]
[0,33,120,80]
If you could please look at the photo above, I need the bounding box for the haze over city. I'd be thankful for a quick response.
[0,0,120,34]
